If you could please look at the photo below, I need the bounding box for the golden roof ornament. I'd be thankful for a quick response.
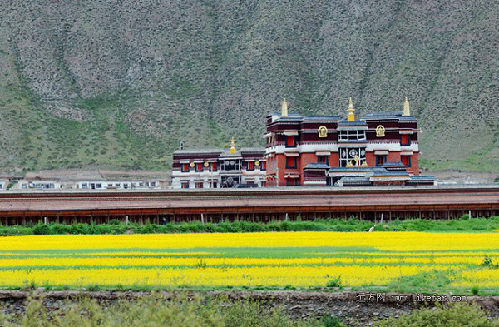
[281,98,288,117]
[403,97,410,116]
[229,137,236,154]
[348,97,355,121]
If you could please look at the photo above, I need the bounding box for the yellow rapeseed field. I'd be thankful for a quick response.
[0,232,497,291]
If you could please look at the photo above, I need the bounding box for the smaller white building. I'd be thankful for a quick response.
[171,140,267,189]
[75,180,159,190]
[0,180,8,191]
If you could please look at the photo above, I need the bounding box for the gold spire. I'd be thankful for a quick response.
[281,98,288,117]
[403,97,410,116]
[229,137,236,154]
[347,97,355,121]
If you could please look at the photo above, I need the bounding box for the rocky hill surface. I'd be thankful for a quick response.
[0,0,497,172]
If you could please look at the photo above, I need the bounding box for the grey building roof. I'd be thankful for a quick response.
[338,120,367,126]
[303,116,342,121]
[304,163,330,169]
[173,149,224,155]
[362,111,402,118]
[276,116,303,121]
[409,176,436,180]
[240,147,265,153]
[340,177,371,182]
[362,111,417,122]
[372,170,410,177]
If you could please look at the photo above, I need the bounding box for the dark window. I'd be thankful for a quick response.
[285,135,297,147]
[195,182,203,188]
[247,161,254,171]
[286,156,297,168]
[211,162,217,171]
[376,155,387,166]
[318,156,329,165]
[181,164,190,172]
[402,156,412,167]
[221,160,241,171]
[196,163,203,172]
[400,134,411,146]
[181,182,189,189]
[260,161,267,171]
[286,178,299,186]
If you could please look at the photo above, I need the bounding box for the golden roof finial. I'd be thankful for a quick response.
[229,137,236,154]
[347,97,355,121]
[403,97,410,116]
[281,98,288,117]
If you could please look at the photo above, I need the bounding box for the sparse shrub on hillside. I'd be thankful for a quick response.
[0,294,326,327]
[377,303,499,327]
[321,315,347,327]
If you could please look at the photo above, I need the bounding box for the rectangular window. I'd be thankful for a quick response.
[402,156,412,167]
[261,161,266,171]
[181,163,190,172]
[196,163,203,172]
[318,156,329,165]
[247,161,254,171]
[400,134,411,146]
[151,182,156,187]
[82,183,88,189]
[195,182,203,188]
[211,163,217,171]
[96,183,102,189]
[286,136,296,147]
[339,130,366,141]
[181,181,189,189]
[286,156,297,168]
[376,155,387,166]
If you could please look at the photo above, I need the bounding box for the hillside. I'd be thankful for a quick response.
[0,0,497,172]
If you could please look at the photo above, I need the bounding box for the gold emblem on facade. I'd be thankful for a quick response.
[255,160,260,166]
[204,162,209,167]
[189,162,195,167]
[318,126,328,138]
[376,125,385,137]
[353,155,360,166]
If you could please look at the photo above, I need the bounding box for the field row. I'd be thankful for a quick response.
[0,232,498,292]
